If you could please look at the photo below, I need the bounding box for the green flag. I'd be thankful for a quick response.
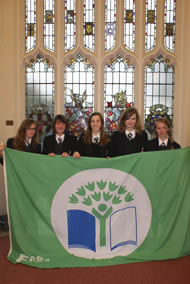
[4,147,190,268]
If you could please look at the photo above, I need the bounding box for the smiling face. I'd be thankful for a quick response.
[25,123,36,140]
[155,121,169,140]
[90,115,102,134]
[124,113,136,131]
[55,121,66,136]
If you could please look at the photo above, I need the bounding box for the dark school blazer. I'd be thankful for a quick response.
[0,137,41,165]
[144,137,181,152]
[7,138,41,153]
[42,133,77,155]
[76,135,110,158]
[110,130,148,157]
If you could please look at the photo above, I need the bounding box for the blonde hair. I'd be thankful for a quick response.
[154,117,174,149]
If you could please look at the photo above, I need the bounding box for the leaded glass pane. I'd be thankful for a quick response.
[44,0,55,52]
[124,0,135,51]
[65,0,76,52]
[84,0,95,51]
[164,0,176,52]
[105,0,116,51]
[104,55,134,134]
[65,54,94,136]
[25,0,36,52]
[145,0,157,52]
[144,55,174,136]
[25,55,54,141]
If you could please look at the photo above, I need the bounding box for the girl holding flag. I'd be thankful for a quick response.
[73,112,110,158]
[110,107,148,157]
[0,118,41,165]
[145,117,180,151]
[42,114,77,157]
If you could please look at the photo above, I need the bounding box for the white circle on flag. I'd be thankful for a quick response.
[51,168,152,259]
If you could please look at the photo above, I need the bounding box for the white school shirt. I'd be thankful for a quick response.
[56,134,65,144]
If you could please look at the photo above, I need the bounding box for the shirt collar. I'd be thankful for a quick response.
[125,129,136,138]
[92,133,100,144]
[158,137,168,146]
[56,134,65,143]
[25,138,32,145]
[92,133,100,139]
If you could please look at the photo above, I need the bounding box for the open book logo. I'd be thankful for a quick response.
[51,169,152,259]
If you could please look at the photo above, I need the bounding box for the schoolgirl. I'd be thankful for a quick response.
[0,118,41,164]
[73,112,110,158]
[110,107,148,157]
[42,114,76,157]
[145,117,180,151]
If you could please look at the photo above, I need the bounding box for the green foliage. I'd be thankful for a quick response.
[103,192,113,201]
[82,196,92,206]
[112,195,122,204]
[124,192,134,202]
[109,181,118,192]
[69,194,79,204]
[118,185,127,195]
[76,186,86,196]
[68,179,135,248]
[85,182,95,192]
[69,180,134,207]
[97,180,107,190]
[98,204,107,212]
[91,192,101,201]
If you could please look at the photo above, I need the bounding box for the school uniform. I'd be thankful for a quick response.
[110,130,148,157]
[145,137,181,152]
[0,137,41,165]
[42,133,77,155]
[6,138,41,153]
[77,134,110,158]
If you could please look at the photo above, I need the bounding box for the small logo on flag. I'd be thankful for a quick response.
[51,169,152,259]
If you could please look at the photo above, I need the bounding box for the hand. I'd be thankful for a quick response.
[61,152,70,157]
[106,156,110,159]
[48,153,56,157]
[72,151,81,159]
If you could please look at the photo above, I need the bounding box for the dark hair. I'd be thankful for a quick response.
[118,107,142,134]
[52,114,68,134]
[83,112,109,145]
[12,118,38,151]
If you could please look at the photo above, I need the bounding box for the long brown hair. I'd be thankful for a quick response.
[83,112,109,145]
[118,107,143,134]
[154,117,174,149]
[12,119,38,151]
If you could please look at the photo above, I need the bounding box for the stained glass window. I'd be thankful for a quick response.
[105,0,116,51]
[145,0,157,52]
[124,0,135,51]
[65,0,76,52]
[25,0,36,52]
[25,54,54,140]
[65,54,94,136]
[84,0,95,51]
[44,0,55,52]
[144,55,174,136]
[104,55,134,134]
[164,0,176,52]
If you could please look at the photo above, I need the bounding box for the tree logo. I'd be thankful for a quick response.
[51,168,152,259]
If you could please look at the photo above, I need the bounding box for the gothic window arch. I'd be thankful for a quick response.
[144,54,174,136]
[24,0,178,137]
